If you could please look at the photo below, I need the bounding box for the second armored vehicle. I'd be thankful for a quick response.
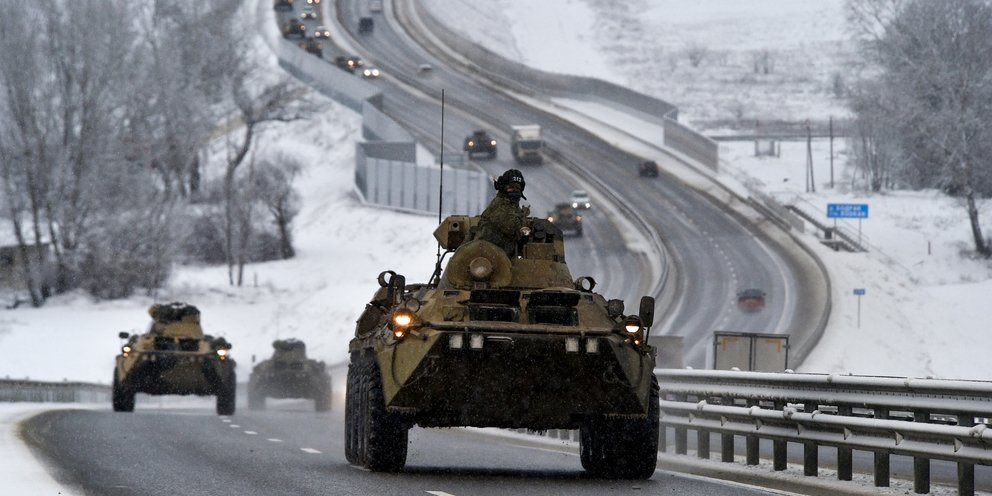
[463,129,497,159]
[112,302,236,415]
[346,215,659,478]
[547,202,583,236]
[248,339,332,411]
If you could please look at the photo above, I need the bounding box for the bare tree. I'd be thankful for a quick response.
[848,0,992,257]
[253,154,302,260]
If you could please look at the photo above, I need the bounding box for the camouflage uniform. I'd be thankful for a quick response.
[475,193,526,258]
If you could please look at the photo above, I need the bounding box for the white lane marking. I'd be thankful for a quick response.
[301,448,322,454]
[244,431,258,435]
[267,438,283,443]
[222,419,232,423]
[229,424,240,428]
[426,492,457,496]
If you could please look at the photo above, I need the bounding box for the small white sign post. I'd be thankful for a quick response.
[853,288,866,328]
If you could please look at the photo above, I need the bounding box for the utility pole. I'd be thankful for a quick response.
[829,116,834,189]
[805,120,815,193]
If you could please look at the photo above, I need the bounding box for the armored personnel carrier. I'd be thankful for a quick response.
[547,202,583,236]
[112,302,236,415]
[248,339,332,411]
[463,129,497,159]
[346,215,659,478]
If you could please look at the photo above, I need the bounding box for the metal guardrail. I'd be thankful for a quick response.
[0,379,111,403]
[656,369,992,495]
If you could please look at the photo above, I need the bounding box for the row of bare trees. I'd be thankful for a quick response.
[847,0,992,257]
[0,0,311,305]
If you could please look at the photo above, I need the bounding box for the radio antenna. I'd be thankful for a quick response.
[430,89,446,286]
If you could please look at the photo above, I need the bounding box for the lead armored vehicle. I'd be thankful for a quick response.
[112,302,236,415]
[346,215,659,478]
[248,339,332,411]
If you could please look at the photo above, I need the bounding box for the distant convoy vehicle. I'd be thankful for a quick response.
[313,25,330,39]
[639,160,659,177]
[273,0,293,11]
[335,55,364,73]
[306,0,320,4]
[358,16,374,33]
[346,214,659,478]
[547,203,583,236]
[300,6,318,19]
[570,189,591,210]
[369,0,383,12]
[361,66,381,79]
[463,129,497,159]
[510,124,544,164]
[416,63,433,75]
[112,302,236,415]
[282,19,306,39]
[736,288,767,312]
[299,37,323,58]
[249,339,332,412]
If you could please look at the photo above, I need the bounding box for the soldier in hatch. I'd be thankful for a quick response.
[474,169,530,258]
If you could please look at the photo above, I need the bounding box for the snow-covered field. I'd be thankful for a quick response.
[1,0,992,493]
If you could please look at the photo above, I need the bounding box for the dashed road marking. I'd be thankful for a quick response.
[230,424,241,428]
[301,447,322,454]
[427,492,457,496]
[244,431,258,435]
[267,438,283,443]
[222,419,232,423]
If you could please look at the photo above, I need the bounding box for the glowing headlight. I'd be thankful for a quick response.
[490,140,496,146]
[122,345,132,357]
[216,348,229,357]
[547,216,555,222]
[390,308,416,339]
[468,140,475,147]
[624,323,641,334]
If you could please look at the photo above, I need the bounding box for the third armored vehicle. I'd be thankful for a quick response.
[346,214,659,478]
[547,203,583,236]
[112,302,236,415]
[463,129,497,159]
[248,339,332,411]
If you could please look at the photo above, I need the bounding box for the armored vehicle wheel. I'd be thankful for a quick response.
[248,386,266,411]
[111,372,135,412]
[216,377,236,416]
[351,355,408,471]
[580,376,659,479]
[344,361,360,464]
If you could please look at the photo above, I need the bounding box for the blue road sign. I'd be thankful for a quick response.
[854,288,866,296]
[828,203,868,219]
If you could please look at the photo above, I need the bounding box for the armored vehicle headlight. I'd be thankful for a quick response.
[390,308,417,339]
[467,140,475,147]
[623,316,642,334]
[122,345,132,356]
[490,139,497,146]
[217,348,229,360]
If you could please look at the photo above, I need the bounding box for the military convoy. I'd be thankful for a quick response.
[463,129,498,159]
[248,339,332,411]
[346,214,659,478]
[112,302,236,415]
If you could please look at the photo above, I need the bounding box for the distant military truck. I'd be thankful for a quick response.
[248,339,332,412]
[510,124,544,164]
[112,302,236,415]
[463,129,497,159]
[282,19,306,39]
[273,0,293,11]
[547,203,583,236]
[358,16,374,34]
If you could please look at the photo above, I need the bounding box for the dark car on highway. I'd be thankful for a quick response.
[282,19,306,39]
[736,288,767,312]
[334,55,363,73]
[639,160,658,177]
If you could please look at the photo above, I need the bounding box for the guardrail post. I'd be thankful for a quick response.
[873,406,890,487]
[837,405,853,481]
[912,411,930,494]
[746,399,759,466]
[773,401,787,471]
[697,429,710,459]
[659,423,667,453]
[721,396,734,463]
[803,402,819,476]
[957,414,975,496]
[675,394,687,455]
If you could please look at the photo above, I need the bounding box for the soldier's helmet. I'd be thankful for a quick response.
[494,169,526,199]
